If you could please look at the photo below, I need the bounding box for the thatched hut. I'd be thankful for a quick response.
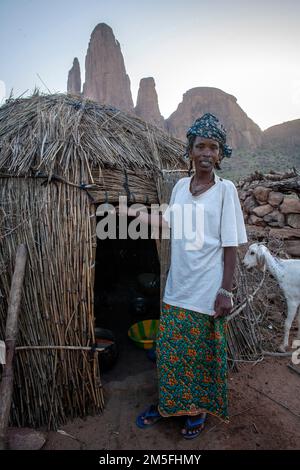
[0,93,188,429]
[0,93,261,430]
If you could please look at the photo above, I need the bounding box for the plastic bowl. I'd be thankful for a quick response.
[128,319,159,350]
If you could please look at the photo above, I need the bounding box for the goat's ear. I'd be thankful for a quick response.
[256,246,266,272]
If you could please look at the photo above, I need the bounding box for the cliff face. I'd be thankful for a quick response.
[134,77,165,129]
[262,119,300,149]
[67,58,81,95]
[83,23,134,112]
[165,87,262,148]
[66,23,299,157]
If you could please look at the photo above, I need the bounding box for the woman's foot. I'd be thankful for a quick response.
[181,412,207,439]
[136,404,162,428]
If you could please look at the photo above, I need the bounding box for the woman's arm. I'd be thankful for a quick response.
[221,246,237,292]
[214,246,237,319]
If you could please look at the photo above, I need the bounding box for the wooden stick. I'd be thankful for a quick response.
[15,346,104,351]
[248,384,300,418]
[227,268,266,322]
[0,244,27,450]
[262,350,293,357]
[287,364,300,376]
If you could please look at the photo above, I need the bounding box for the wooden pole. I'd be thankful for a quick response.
[0,244,27,450]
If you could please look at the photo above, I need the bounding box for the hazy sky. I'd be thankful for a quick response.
[1,0,300,130]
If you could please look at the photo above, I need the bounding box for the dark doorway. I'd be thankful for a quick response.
[94,214,160,382]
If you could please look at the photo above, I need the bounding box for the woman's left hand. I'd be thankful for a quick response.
[213,293,233,319]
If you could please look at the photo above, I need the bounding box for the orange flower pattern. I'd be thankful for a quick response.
[156,303,228,422]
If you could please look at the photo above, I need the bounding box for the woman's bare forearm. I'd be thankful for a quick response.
[221,246,237,291]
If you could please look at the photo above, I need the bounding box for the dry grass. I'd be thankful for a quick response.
[0,92,186,178]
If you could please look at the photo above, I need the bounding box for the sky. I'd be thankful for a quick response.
[0,0,300,130]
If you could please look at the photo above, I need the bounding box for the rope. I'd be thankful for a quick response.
[123,169,131,200]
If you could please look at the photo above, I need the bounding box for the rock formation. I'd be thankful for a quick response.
[262,119,300,151]
[83,23,134,113]
[66,23,299,157]
[165,87,262,148]
[67,58,81,95]
[134,77,165,129]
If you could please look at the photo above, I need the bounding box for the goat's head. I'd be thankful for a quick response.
[242,243,267,271]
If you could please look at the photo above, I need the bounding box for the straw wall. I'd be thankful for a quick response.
[90,167,158,204]
[0,173,103,429]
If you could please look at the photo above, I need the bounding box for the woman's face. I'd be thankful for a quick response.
[190,136,220,173]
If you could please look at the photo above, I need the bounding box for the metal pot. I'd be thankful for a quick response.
[130,295,147,316]
[137,273,159,296]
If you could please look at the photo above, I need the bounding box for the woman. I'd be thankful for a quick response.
[126,113,247,439]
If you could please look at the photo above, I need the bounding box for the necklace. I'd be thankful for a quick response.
[190,174,215,196]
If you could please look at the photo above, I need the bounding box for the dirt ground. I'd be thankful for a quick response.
[40,338,300,451]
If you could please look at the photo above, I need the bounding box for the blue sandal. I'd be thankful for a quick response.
[136,404,162,429]
[182,415,206,440]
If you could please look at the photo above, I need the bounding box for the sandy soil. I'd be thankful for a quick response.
[42,344,300,451]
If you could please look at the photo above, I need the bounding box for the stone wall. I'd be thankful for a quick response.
[238,172,300,257]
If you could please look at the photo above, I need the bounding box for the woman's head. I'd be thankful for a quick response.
[188,136,222,172]
[187,134,223,170]
[185,113,231,171]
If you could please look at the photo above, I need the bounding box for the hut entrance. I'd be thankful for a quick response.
[94,214,160,381]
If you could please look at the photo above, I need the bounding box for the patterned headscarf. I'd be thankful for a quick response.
[186,113,232,158]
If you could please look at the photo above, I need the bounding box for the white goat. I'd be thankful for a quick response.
[243,243,300,352]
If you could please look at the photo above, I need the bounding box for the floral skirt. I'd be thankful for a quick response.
[156,302,229,423]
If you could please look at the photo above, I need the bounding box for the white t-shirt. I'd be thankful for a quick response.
[162,173,248,315]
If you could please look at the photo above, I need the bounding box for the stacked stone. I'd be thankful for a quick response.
[239,183,300,257]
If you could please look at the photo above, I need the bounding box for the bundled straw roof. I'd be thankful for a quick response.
[0,92,186,178]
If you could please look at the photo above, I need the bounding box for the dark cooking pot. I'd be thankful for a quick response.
[94,327,118,372]
[137,273,159,296]
[130,295,147,316]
